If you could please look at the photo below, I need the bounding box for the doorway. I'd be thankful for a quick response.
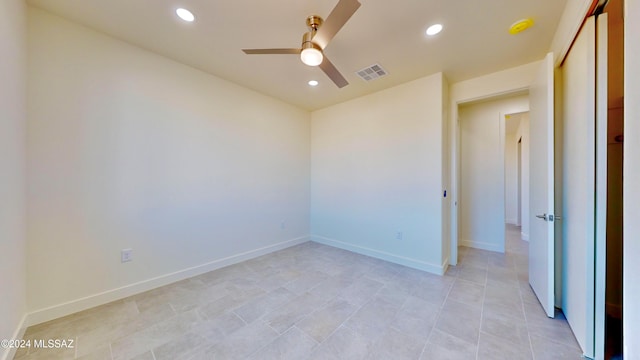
[504,112,528,233]
[457,95,529,254]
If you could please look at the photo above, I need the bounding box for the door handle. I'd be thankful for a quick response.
[535,213,560,222]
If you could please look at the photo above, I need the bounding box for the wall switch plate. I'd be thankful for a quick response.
[121,248,133,263]
[280,221,286,230]
[395,231,403,240]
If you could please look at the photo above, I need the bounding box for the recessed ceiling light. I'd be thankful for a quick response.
[176,8,195,22]
[426,24,443,36]
[308,80,319,86]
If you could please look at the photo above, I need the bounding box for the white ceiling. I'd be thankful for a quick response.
[27,0,568,111]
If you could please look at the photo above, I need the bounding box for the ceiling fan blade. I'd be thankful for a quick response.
[242,48,301,55]
[319,57,348,88]
[313,0,361,49]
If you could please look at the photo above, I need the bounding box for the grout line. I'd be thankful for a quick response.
[418,272,458,359]
[167,302,177,316]
[475,273,489,360]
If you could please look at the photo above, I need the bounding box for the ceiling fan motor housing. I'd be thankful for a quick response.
[306,15,324,31]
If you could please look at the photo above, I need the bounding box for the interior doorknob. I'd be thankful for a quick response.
[535,214,548,221]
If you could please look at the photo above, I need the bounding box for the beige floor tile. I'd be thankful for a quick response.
[262,292,327,334]
[307,345,341,360]
[375,282,413,306]
[421,329,477,360]
[282,270,330,295]
[412,278,453,307]
[232,287,297,323]
[128,351,154,360]
[344,297,401,341]
[366,327,425,360]
[246,327,317,360]
[338,277,384,306]
[481,309,530,346]
[296,298,358,342]
[390,296,439,340]
[75,344,111,360]
[457,265,488,285]
[434,299,482,344]
[530,334,584,359]
[309,276,355,302]
[152,332,208,360]
[15,226,585,360]
[447,279,485,308]
[315,325,372,360]
[204,320,279,359]
[477,332,532,360]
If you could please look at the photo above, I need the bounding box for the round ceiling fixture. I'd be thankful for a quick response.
[301,47,323,66]
[509,18,534,34]
[300,31,324,66]
[308,80,319,86]
[426,24,443,36]
[176,8,195,22]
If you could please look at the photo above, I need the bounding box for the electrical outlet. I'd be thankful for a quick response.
[121,248,133,263]
[395,231,403,240]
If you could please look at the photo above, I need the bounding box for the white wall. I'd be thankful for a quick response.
[458,96,529,252]
[441,76,451,264]
[504,132,518,225]
[516,114,531,241]
[310,73,448,274]
[0,0,28,359]
[26,8,311,324]
[624,0,639,357]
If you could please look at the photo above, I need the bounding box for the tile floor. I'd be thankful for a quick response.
[14,225,583,359]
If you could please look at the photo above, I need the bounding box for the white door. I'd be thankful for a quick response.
[594,13,608,360]
[528,52,556,318]
[561,15,606,358]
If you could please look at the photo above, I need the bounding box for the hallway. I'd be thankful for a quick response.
[445,224,582,358]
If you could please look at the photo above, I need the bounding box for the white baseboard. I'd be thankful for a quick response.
[441,257,450,275]
[25,236,309,327]
[2,314,27,360]
[461,239,504,253]
[521,232,529,241]
[310,235,446,275]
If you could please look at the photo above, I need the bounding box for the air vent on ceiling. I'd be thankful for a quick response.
[356,63,388,82]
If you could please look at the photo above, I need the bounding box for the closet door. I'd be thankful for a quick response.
[561,14,608,358]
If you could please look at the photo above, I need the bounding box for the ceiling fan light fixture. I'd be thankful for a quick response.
[300,46,323,66]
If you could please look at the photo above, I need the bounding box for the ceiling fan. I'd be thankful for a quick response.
[242,0,361,88]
